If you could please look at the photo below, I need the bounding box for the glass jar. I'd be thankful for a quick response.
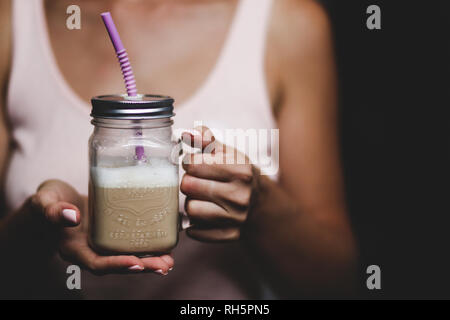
[88,94,179,256]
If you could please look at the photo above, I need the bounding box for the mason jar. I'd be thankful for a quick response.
[88,94,179,256]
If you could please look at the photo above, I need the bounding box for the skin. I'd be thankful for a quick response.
[0,0,356,296]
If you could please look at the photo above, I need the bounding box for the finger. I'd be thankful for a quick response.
[180,174,223,204]
[181,174,251,209]
[185,198,245,226]
[141,255,173,275]
[65,243,145,275]
[182,153,253,182]
[186,227,241,242]
[38,179,83,209]
[160,254,174,267]
[31,191,80,227]
[48,202,81,227]
[90,255,145,275]
[181,131,202,149]
[181,126,223,153]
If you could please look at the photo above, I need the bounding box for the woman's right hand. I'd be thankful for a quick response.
[29,179,174,275]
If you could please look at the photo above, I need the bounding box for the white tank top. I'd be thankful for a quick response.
[6,0,277,299]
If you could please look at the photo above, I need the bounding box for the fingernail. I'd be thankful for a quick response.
[128,265,144,271]
[62,209,77,224]
[154,269,168,276]
[169,267,173,271]
[160,256,173,265]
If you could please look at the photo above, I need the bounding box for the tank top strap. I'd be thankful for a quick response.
[9,0,88,121]
[11,0,40,55]
[10,0,46,91]
[8,0,52,125]
[214,0,274,79]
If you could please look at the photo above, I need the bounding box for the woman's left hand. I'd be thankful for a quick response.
[180,126,257,242]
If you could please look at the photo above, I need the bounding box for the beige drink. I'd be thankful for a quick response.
[89,161,179,255]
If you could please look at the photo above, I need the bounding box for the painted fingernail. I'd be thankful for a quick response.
[154,269,168,276]
[128,265,144,271]
[62,209,77,224]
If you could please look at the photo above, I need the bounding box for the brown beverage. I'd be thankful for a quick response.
[89,163,179,255]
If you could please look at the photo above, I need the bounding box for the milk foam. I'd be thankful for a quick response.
[91,158,178,188]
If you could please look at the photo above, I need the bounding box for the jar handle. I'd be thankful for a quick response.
[169,138,184,164]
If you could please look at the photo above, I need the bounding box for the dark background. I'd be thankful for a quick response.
[1,0,449,301]
[319,0,450,298]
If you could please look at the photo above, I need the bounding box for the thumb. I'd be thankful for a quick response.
[182,126,223,153]
[38,179,84,209]
[31,180,82,227]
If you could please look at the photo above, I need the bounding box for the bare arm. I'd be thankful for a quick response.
[0,0,11,199]
[246,0,356,296]
[180,0,356,297]
[0,1,66,266]
[0,2,173,281]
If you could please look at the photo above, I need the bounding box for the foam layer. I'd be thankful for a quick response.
[91,158,178,188]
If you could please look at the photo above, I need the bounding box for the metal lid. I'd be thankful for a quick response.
[91,94,175,119]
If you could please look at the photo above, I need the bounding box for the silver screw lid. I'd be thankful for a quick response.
[91,94,175,119]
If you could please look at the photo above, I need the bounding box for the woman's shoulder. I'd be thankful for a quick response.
[269,0,333,59]
[265,0,335,111]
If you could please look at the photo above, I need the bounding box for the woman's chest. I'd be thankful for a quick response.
[45,2,251,107]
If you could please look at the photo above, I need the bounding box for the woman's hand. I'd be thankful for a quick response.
[181,126,257,242]
[28,180,174,275]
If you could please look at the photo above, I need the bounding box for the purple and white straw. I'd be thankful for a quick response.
[101,12,138,97]
[101,12,145,160]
